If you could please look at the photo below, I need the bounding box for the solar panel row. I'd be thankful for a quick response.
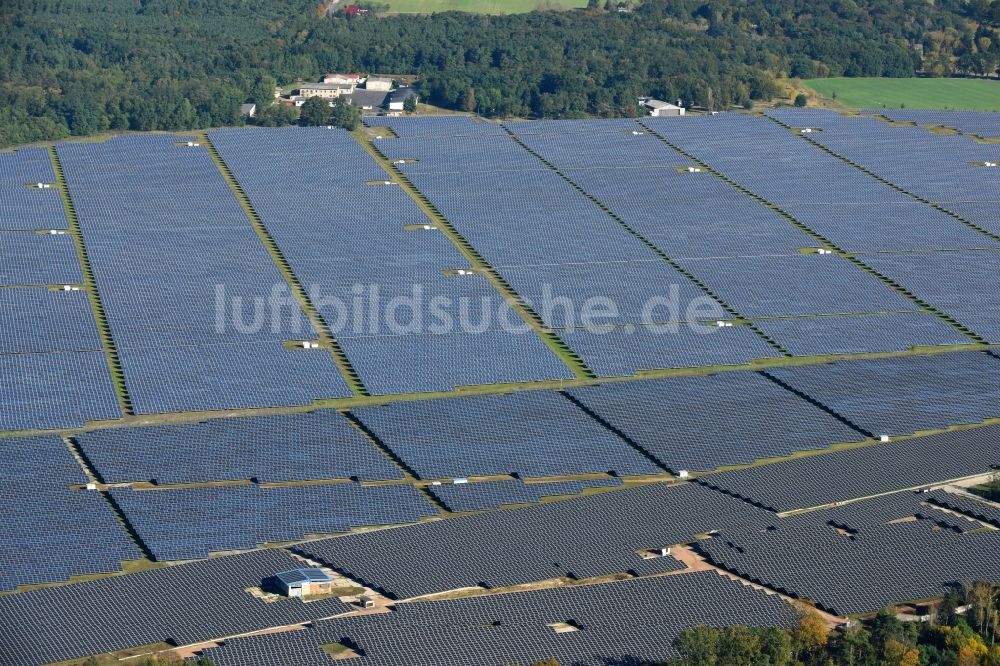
[699,424,1000,512]
[56,134,353,413]
[210,126,573,395]
[75,410,402,484]
[0,435,140,591]
[199,572,799,666]
[294,483,773,599]
[110,482,437,561]
[696,491,1000,615]
[0,547,354,666]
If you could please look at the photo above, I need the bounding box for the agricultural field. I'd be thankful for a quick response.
[382,0,589,12]
[2,110,1000,665]
[804,76,1000,111]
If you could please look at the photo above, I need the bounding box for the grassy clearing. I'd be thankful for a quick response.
[383,0,588,13]
[803,77,1000,111]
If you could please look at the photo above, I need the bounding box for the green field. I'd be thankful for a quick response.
[383,0,589,13]
[804,77,1000,111]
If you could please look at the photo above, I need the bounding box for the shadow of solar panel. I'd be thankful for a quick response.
[109,483,436,561]
[566,372,867,472]
[0,547,354,666]
[351,391,659,479]
[0,435,140,590]
[766,352,1000,435]
[0,351,121,430]
[699,425,1000,512]
[76,410,401,484]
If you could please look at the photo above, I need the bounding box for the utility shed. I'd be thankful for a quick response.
[273,567,333,598]
[644,99,685,116]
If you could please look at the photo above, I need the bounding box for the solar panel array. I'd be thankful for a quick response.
[349,391,662,479]
[0,232,82,285]
[767,108,1000,239]
[766,352,1000,436]
[0,351,121,431]
[866,109,1000,138]
[0,547,353,666]
[699,425,1000,512]
[369,119,780,376]
[56,134,352,413]
[109,482,437,561]
[294,483,773,599]
[210,126,572,394]
[696,491,1000,615]
[0,147,68,231]
[566,372,867,472]
[427,477,623,512]
[863,250,1000,342]
[753,311,970,356]
[75,410,401,484]
[0,289,102,354]
[506,119,816,260]
[199,572,798,666]
[925,490,1000,528]
[0,435,140,590]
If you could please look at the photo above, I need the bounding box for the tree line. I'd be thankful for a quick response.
[1,0,999,147]
[527,581,1000,666]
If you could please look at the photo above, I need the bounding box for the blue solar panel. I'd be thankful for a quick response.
[505,119,816,259]
[118,342,351,415]
[0,288,102,353]
[110,482,437,561]
[336,331,574,395]
[567,372,867,471]
[76,410,402,484]
[210,127,571,393]
[863,250,1000,342]
[765,109,1000,237]
[766,351,1000,436]
[0,232,82,286]
[867,110,1000,138]
[754,312,972,356]
[0,352,120,431]
[676,254,916,318]
[57,135,352,411]
[0,435,140,590]
[496,260,724,329]
[350,391,660,479]
[0,148,68,231]
[556,324,781,377]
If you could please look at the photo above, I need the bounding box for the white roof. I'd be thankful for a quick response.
[644,99,682,110]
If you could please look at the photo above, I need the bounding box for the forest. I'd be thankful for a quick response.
[1,0,998,146]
